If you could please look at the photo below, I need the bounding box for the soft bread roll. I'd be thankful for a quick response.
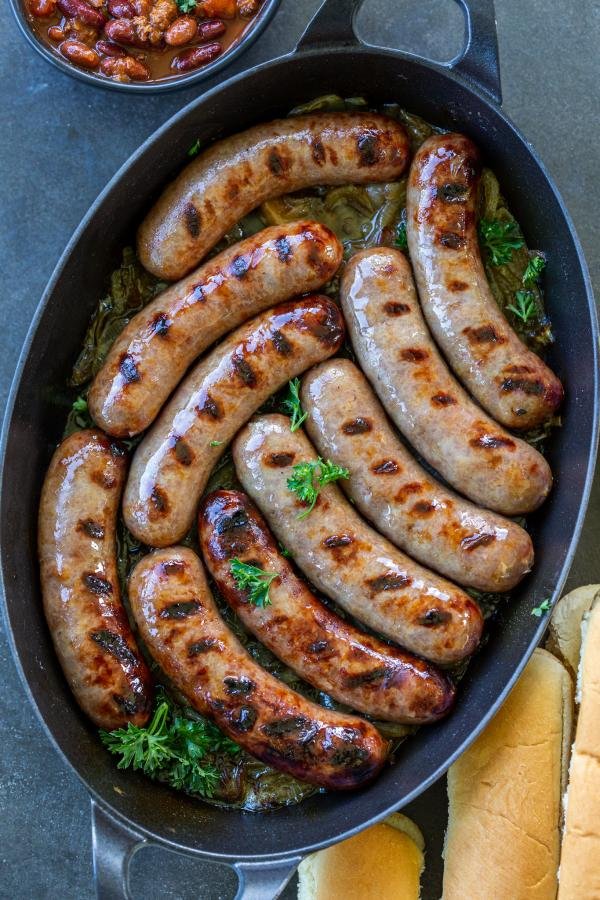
[443,649,572,900]
[297,812,424,899]
[546,584,600,677]
[558,599,600,899]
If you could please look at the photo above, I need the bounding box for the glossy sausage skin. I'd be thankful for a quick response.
[199,490,455,724]
[89,222,343,438]
[128,547,389,789]
[233,415,483,666]
[137,113,410,280]
[38,430,153,730]
[407,133,563,430]
[123,296,345,547]
[341,248,552,516]
[301,360,534,592]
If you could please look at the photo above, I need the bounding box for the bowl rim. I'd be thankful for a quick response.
[8,0,282,93]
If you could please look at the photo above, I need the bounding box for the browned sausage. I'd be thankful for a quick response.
[137,112,410,280]
[406,133,563,430]
[199,490,455,724]
[89,222,342,438]
[38,430,153,730]
[128,547,389,789]
[341,247,552,515]
[123,296,344,547]
[233,415,483,666]
[301,359,534,592]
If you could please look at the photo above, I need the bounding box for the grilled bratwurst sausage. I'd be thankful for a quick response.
[341,248,552,515]
[233,416,483,666]
[123,296,344,547]
[129,547,388,789]
[301,360,534,592]
[89,222,342,438]
[137,112,410,280]
[38,430,153,730]
[199,490,455,724]
[406,133,563,430]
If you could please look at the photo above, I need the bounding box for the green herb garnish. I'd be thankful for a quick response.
[479,218,524,266]
[281,378,308,432]
[523,254,546,284]
[531,598,552,617]
[210,440,223,447]
[178,0,196,14]
[187,137,201,157]
[278,543,292,559]
[287,458,350,519]
[230,558,279,608]
[395,221,408,251]
[507,290,536,324]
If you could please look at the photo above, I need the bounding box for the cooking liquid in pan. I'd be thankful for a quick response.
[59,96,559,810]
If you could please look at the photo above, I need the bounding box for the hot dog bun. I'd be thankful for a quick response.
[297,813,424,900]
[443,649,573,900]
[546,584,600,678]
[558,596,600,898]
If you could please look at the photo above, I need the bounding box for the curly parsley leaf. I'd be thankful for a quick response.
[287,457,350,519]
[179,0,197,16]
[531,598,552,617]
[479,218,524,266]
[523,254,546,285]
[507,290,536,324]
[230,558,279,608]
[281,378,308,432]
[395,221,408,251]
[100,701,177,775]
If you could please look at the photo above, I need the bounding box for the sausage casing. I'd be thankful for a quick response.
[128,547,389,789]
[123,296,345,547]
[89,222,343,438]
[199,490,455,724]
[341,247,552,516]
[406,132,563,430]
[301,359,534,592]
[137,112,410,280]
[38,429,153,730]
[233,415,483,666]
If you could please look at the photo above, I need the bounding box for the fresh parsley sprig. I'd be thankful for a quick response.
[230,558,279,608]
[395,221,408,251]
[178,0,197,16]
[281,378,308,432]
[507,290,536,324]
[479,218,524,266]
[523,254,546,284]
[287,457,350,519]
[531,598,552,617]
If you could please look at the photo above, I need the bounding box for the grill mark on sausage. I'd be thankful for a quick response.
[230,255,250,279]
[267,150,288,175]
[400,347,429,362]
[323,534,354,549]
[271,330,293,356]
[229,705,257,732]
[183,203,201,238]
[119,354,140,383]
[470,433,516,450]
[150,312,171,337]
[357,132,381,166]
[500,377,545,396]
[344,666,395,688]
[83,573,112,595]
[367,573,412,593]
[410,500,436,517]
[108,441,127,459]
[197,392,223,419]
[261,715,312,737]
[265,451,295,467]
[447,279,469,292]
[342,417,372,435]
[372,459,399,475]
[395,481,423,503]
[170,434,194,466]
[439,232,466,249]
[461,532,496,551]
[436,182,469,202]
[78,519,105,539]
[464,324,504,344]
[91,630,138,665]
[161,559,185,575]
[384,301,411,315]
[232,353,257,386]
[188,638,222,656]
[308,304,344,347]
[418,608,452,627]
[113,693,142,715]
[308,640,329,654]
[215,508,249,534]
[431,392,457,407]
[151,486,169,513]
[159,600,202,619]
[223,676,255,696]
[311,138,326,165]
[331,743,370,767]
[274,236,292,262]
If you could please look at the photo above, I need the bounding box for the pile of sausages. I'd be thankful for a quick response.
[38,112,563,792]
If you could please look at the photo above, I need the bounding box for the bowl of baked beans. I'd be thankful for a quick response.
[12,0,280,90]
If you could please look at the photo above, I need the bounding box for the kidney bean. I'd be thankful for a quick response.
[29,0,57,16]
[107,0,135,16]
[164,15,197,46]
[59,39,100,68]
[48,24,65,40]
[196,18,225,41]
[171,40,222,71]
[104,17,148,46]
[100,55,150,80]
[57,0,105,27]
[95,39,127,56]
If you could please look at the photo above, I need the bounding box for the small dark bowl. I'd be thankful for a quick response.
[8,0,281,93]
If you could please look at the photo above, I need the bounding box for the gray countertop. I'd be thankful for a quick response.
[1,0,598,897]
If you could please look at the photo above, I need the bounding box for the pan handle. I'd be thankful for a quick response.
[296,0,502,105]
[91,801,146,900]
[233,858,303,899]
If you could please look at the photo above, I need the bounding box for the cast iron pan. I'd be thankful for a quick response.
[1,0,598,897]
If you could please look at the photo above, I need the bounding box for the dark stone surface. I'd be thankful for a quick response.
[0,0,598,897]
